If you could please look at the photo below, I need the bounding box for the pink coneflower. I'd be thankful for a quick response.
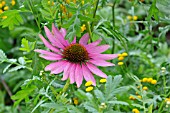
[35,24,118,87]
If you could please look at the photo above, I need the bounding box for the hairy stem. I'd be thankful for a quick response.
[62,79,70,93]
[91,0,99,32]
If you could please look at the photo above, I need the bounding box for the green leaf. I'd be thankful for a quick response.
[20,38,30,52]
[148,104,153,113]
[107,101,129,106]
[3,64,12,73]
[8,65,26,72]
[132,104,145,109]
[0,49,7,62]
[75,89,87,101]
[0,10,23,30]
[11,85,37,107]
[147,0,159,21]
[18,57,26,65]
[83,102,98,113]
[94,89,105,103]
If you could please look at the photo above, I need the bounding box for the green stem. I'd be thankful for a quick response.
[112,4,115,30]
[86,22,93,42]
[62,79,70,93]
[91,0,99,32]
[163,75,167,95]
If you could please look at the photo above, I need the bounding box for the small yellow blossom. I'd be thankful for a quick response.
[0,9,3,14]
[137,95,142,99]
[122,52,128,57]
[4,6,9,11]
[48,1,54,6]
[118,56,124,61]
[127,15,132,20]
[140,0,144,2]
[82,0,84,5]
[2,16,7,19]
[129,96,135,100]
[0,3,2,8]
[137,84,142,89]
[142,78,148,82]
[85,86,93,92]
[85,81,93,86]
[73,0,76,3]
[118,54,122,57]
[2,1,5,6]
[73,98,78,105]
[151,80,157,85]
[132,108,140,113]
[147,78,153,83]
[68,12,72,18]
[66,0,70,4]
[165,98,170,102]
[81,24,86,32]
[11,0,16,6]
[136,92,138,95]
[100,78,107,83]
[143,86,148,91]
[133,16,138,21]
[118,62,123,66]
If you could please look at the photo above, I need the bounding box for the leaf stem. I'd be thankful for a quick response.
[91,0,99,32]
[86,22,93,42]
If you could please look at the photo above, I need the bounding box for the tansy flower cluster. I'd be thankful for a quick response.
[47,0,54,6]
[85,81,94,92]
[118,52,128,66]
[81,24,86,32]
[127,15,138,21]
[72,97,79,105]
[0,0,16,19]
[141,77,157,85]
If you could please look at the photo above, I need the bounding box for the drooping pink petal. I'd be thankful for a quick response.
[79,33,89,45]
[39,34,60,53]
[39,55,62,61]
[89,53,118,60]
[45,61,65,71]
[50,61,67,74]
[86,62,107,78]
[86,45,110,54]
[69,63,76,84]
[75,64,83,87]
[34,49,61,56]
[82,64,96,86]
[60,28,67,37]
[52,24,68,47]
[71,37,76,44]
[89,59,115,67]
[62,62,71,81]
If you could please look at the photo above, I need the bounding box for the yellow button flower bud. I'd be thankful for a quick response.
[132,108,140,113]
[2,16,7,19]
[127,15,132,20]
[82,0,84,5]
[151,80,157,85]
[129,96,135,100]
[118,62,123,66]
[100,78,107,83]
[118,54,122,57]
[2,1,5,6]
[85,86,93,92]
[118,56,124,61]
[4,6,9,11]
[85,81,93,86]
[0,3,2,8]
[11,0,16,6]
[142,78,148,82]
[133,16,138,21]
[147,78,153,83]
[122,52,128,57]
[66,0,70,4]
[73,98,78,105]
[143,86,148,91]
[81,24,86,32]
[137,95,142,99]
[0,9,3,14]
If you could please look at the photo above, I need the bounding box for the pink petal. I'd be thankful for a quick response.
[39,55,62,61]
[89,53,118,60]
[82,64,96,86]
[45,61,65,71]
[86,45,110,53]
[50,61,67,74]
[86,62,107,78]
[69,63,76,84]
[60,28,67,37]
[62,62,71,81]
[75,64,83,88]
[52,24,68,47]
[39,34,60,53]
[89,59,115,67]
[34,49,61,56]
[79,33,89,45]
[85,39,102,47]
[71,37,76,44]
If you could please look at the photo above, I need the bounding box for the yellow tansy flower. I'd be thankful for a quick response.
[118,62,123,66]
[0,3,2,8]
[0,9,3,14]
[66,0,70,4]
[82,0,84,5]
[147,78,153,83]
[142,78,148,82]
[132,108,140,113]
[118,56,124,61]
[133,16,138,21]
[151,80,157,85]
[11,0,16,6]
[100,78,107,83]
[2,1,5,6]
[137,95,142,99]
[81,24,86,32]
[127,15,132,20]
[122,52,128,57]
[4,6,9,11]
[85,81,93,86]
[86,86,93,92]
[143,86,148,91]
[2,16,7,19]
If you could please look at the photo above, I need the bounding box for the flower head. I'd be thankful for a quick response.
[35,24,118,87]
